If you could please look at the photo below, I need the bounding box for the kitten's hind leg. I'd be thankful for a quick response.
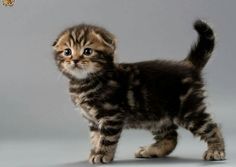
[135,127,178,158]
[177,87,225,161]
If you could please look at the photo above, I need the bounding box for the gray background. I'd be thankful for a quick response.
[0,0,235,167]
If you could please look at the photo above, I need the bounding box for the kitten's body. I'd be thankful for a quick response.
[70,60,196,125]
[53,20,225,164]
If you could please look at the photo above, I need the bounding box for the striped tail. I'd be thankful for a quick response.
[185,20,215,70]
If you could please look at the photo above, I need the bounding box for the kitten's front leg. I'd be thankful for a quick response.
[89,122,100,155]
[89,118,123,164]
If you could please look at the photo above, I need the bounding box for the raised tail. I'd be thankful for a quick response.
[185,20,215,70]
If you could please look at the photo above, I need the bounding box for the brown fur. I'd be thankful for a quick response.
[52,21,225,164]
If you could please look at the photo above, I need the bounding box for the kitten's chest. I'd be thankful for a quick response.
[70,93,97,122]
[77,105,97,122]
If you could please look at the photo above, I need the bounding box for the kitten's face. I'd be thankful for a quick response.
[52,25,116,80]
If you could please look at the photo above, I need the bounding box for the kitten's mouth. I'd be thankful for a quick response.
[72,64,83,70]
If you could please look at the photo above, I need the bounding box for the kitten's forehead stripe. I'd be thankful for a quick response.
[66,41,71,48]
[83,28,89,46]
[77,29,85,44]
[85,40,93,46]
[69,33,76,47]
[71,29,77,42]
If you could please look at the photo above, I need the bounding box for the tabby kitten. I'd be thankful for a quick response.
[52,20,225,164]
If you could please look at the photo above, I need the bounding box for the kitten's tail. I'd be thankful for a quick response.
[185,20,215,70]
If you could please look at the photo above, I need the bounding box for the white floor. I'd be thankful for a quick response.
[0,131,234,167]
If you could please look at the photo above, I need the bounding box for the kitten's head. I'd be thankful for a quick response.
[52,24,116,80]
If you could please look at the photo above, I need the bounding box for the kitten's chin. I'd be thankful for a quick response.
[62,63,88,80]
[69,68,88,80]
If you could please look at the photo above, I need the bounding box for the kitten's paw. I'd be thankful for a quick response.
[89,151,113,164]
[135,146,158,158]
[203,149,225,161]
[135,139,177,158]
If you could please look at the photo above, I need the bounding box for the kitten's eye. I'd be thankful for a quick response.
[64,48,72,56]
[83,48,93,56]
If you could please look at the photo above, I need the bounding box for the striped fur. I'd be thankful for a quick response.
[52,20,225,164]
[185,20,215,70]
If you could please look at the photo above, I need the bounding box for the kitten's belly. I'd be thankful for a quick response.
[124,117,173,131]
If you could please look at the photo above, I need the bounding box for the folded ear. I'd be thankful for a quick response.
[52,40,58,48]
[100,31,116,51]
[52,31,70,50]
[52,36,60,50]
[93,29,117,53]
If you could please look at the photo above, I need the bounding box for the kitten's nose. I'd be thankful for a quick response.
[73,59,79,64]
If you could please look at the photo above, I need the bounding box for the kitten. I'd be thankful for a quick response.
[52,20,225,164]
